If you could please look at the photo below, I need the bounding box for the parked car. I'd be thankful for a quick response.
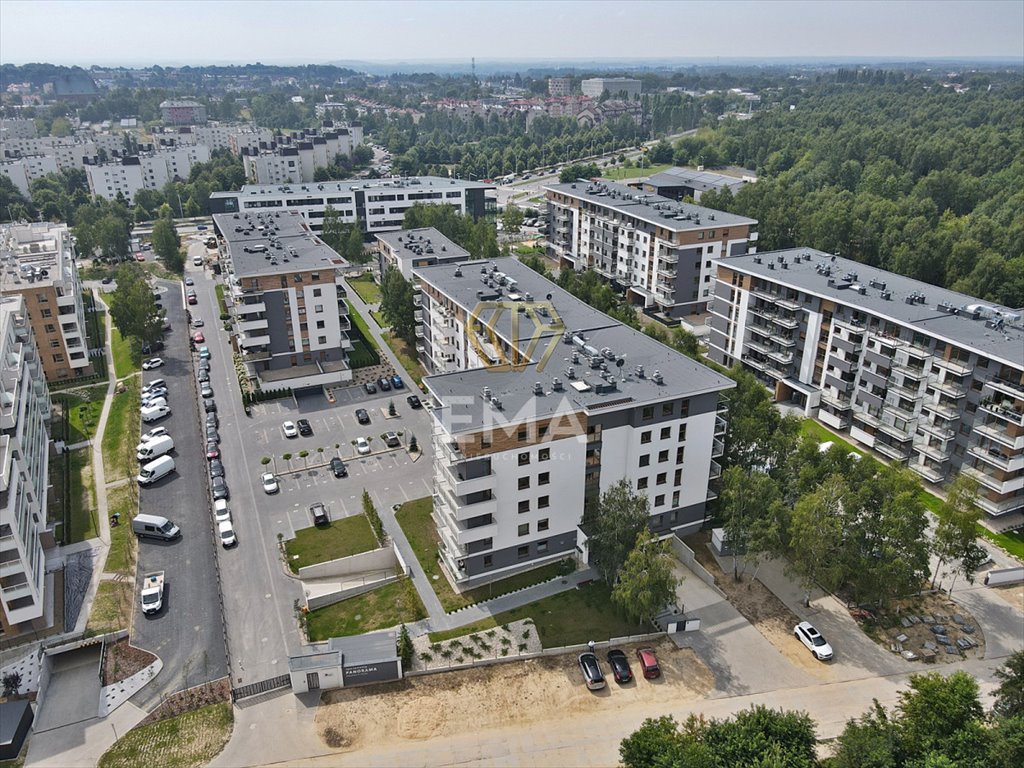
[192,331,205,344]
[406,394,422,409]
[201,383,214,398]
[206,441,220,460]
[355,408,370,425]
[635,647,661,679]
[198,346,210,359]
[101,276,113,284]
[141,405,171,423]
[187,294,198,305]
[282,420,298,438]
[199,358,210,371]
[578,653,606,690]
[213,498,230,524]
[310,502,329,527]
[212,476,229,501]
[218,519,237,547]
[198,369,210,383]
[261,472,280,494]
[355,437,371,455]
[297,418,313,436]
[206,412,219,428]
[184,277,194,286]
[140,396,167,409]
[377,377,392,391]
[140,427,168,443]
[363,381,377,395]
[606,650,633,683]
[383,431,400,448]
[330,457,347,478]
[206,426,220,443]
[209,459,224,479]
[141,389,168,403]
[142,357,164,370]
[391,375,404,389]
[794,621,833,661]
[141,340,165,354]
[142,379,166,393]
[192,317,204,328]
[204,398,217,413]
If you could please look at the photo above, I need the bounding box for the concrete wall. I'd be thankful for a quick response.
[670,536,726,596]
[306,573,399,610]
[297,545,399,580]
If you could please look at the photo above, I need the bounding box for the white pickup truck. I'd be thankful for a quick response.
[140,571,165,615]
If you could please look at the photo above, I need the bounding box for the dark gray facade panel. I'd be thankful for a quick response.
[342,659,401,686]
[463,530,576,578]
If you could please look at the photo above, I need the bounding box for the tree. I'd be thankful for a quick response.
[829,700,899,768]
[993,651,1024,719]
[559,162,601,183]
[620,716,707,768]
[151,212,183,274]
[585,479,650,584]
[108,263,163,347]
[397,624,413,671]
[345,224,367,263]
[379,267,416,344]
[720,467,785,581]
[896,671,987,763]
[931,474,983,592]
[320,205,348,253]
[94,214,130,261]
[788,475,847,604]
[2,671,23,697]
[723,366,800,474]
[501,203,524,234]
[611,532,679,624]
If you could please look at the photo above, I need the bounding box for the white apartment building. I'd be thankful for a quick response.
[214,210,353,392]
[581,77,642,99]
[545,179,758,317]
[193,125,273,153]
[548,78,573,97]
[710,249,1024,517]
[209,176,495,237]
[1,222,92,382]
[0,294,53,637]
[416,257,732,587]
[85,144,211,202]
[0,118,39,140]
[240,125,364,185]
[375,227,469,280]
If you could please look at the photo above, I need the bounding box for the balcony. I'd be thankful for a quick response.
[929,379,967,399]
[715,414,727,436]
[413,294,421,306]
[968,444,1024,473]
[709,460,721,480]
[974,421,1024,450]
[975,494,1024,517]
[918,419,957,441]
[882,400,917,422]
[820,393,853,411]
[239,348,272,363]
[769,331,797,348]
[984,377,1024,401]
[910,462,947,484]
[442,462,496,497]
[874,440,911,462]
[235,301,266,316]
[238,317,269,334]
[432,507,498,546]
[887,378,921,401]
[658,251,679,265]
[712,438,725,458]
[914,440,951,463]
[771,314,799,330]
[414,310,423,323]
[979,400,1024,426]
[933,357,974,377]
[414,326,424,338]
[657,266,677,279]
[767,348,794,365]
[877,419,914,442]
[921,399,961,422]
[961,464,1024,495]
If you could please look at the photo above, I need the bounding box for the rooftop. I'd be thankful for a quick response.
[417,257,734,433]
[214,210,347,278]
[0,222,74,290]
[327,630,399,664]
[375,228,469,263]
[544,179,757,232]
[724,248,1024,367]
[160,99,203,108]
[210,175,493,201]
[644,167,750,193]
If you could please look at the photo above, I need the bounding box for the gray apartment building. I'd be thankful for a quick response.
[375,228,469,280]
[709,249,1024,518]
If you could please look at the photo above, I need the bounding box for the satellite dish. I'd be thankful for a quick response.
[546,293,552,301]
[616,358,625,368]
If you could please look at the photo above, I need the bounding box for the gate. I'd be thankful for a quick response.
[230,674,291,702]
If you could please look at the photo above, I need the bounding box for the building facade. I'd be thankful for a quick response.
[85,145,211,202]
[547,78,573,97]
[160,100,208,125]
[709,249,1024,517]
[239,125,364,184]
[640,167,754,203]
[214,211,353,392]
[580,77,642,99]
[1,222,92,382]
[415,257,732,587]
[544,179,757,317]
[0,294,54,637]
[376,228,469,280]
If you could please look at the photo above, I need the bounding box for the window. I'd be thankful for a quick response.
[49,339,61,348]
[538,447,550,461]
[312,288,322,297]
[655,494,665,507]
[518,430,528,442]
[678,424,687,441]
[657,472,667,485]
[517,546,529,559]
[672,490,680,507]
[316,321,325,329]
[641,430,652,444]
[674,468,683,485]
[518,523,530,537]
[483,555,493,568]
[538,495,550,509]
[681,400,690,417]
[314,304,323,313]
[518,477,530,490]
[538,425,548,438]
[639,454,650,467]
[537,540,548,553]
[481,435,492,448]
[538,472,550,485]
[44,323,56,333]
[518,500,530,514]
[40,308,52,317]
[660,426,671,440]
[638,477,648,490]
[52,353,64,362]
[662,402,673,416]
[642,406,654,420]
[317,336,327,344]
[518,452,530,466]
[658,450,669,463]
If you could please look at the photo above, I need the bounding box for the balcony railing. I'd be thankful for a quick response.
[974,421,1024,450]
[984,377,1024,401]
[874,440,911,461]
[975,493,1024,516]
[979,400,1024,426]
[933,357,974,377]
[909,462,947,484]
[967,444,1024,473]
[921,399,961,422]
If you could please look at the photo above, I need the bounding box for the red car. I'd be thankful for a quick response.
[134,252,145,261]
[635,647,661,679]
[192,331,205,343]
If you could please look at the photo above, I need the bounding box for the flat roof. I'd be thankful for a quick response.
[214,210,347,277]
[210,175,493,200]
[375,228,469,263]
[328,630,398,664]
[417,257,734,433]
[544,179,756,232]
[0,222,73,290]
[645,167,749,193]
[723,248,1024,366]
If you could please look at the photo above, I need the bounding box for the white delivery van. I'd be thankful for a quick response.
[137,435,174,461]
[132,513,181,540]
[141,404,171,423]
[193,255,204,266]
[137,455,175,485]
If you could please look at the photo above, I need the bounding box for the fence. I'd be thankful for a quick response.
[671,535,727,598]
[231,674,291,702]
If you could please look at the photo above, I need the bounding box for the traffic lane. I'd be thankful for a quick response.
[132,278,228,707]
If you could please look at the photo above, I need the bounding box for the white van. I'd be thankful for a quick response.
[141,404,171,423]
[193,255,204,267]
[137,435,174,462]
[132,513,180,541]
[137,455,175,485]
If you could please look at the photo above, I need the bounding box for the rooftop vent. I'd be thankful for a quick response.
[857,286,867,295]
[567,366,576,379]
[869,279,887,291]
[652,370,664,385]
[490,397,502,410]
[533,382,543,396]
[768,262,775,270]
[635,364,645,378]
[552,377,563,391]
[753,256,762,264]
[482,386,492,400]
[880,291,892,300]
[453,267,462,277]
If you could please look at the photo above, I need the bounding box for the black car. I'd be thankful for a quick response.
[141,340,165,355]
[206,427,220,443]
[204,399,217,413]
[206,412,219,428]
[198,369,210,383]
[209,459,224,479]
[330,457,347,478]
[297,418,313,437]
[406,395,422,409]
[606,650,633,684]
[363,381,377,394]
[212,476,229,501]
[310,502,329,527]
[378,377,392,391]
[355,408,370,425]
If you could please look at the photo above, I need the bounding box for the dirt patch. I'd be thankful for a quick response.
[316,640,711,753]
[988,584,1024,612]
[853,592,985,664]
[103,638,157,686]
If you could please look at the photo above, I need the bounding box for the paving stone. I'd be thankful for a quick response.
[908,615,921,624]
[931,624,947,635]
[900,617,913,628]
[945,645,961,655]
[921,615,935,624]
[952,613,966,625]
[936,635,952,646]
[962,625,975,634]
[923,641,938,651]
[896,633,909,644]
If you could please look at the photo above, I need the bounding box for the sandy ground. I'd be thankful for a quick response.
[872,593,986,663]
[989,583,1024,612]
[315,640,712,752]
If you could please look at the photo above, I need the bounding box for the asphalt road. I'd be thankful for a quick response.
[130,275,229,706]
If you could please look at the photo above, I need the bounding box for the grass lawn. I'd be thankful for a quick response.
[68,449,98,543]
[396,497,570,612]
[346,300,381,369]
[98,702,233,768]
[60,384,107,444]
[214,284,227,316]
[602,163,672,181]
[285,515,380,574]
[104,485,138,574]
[429,581,650,646]
[370,309,388,328]
[102,378,141,483]
[382,331,426,388]
[349,273,382,305]
[978,527,1024,560]
[306,577,426,641]
[87,580,133,635]
[110,327,139,378]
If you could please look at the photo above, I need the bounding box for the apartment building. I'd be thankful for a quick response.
[581,77,642,99]
[160,99,208,125]
[376,227,469,280]
[0,294,54,637]
[640,167,753,203]
[547,77,573,97]
[415,257,732,587]
[85,144,211,202]
[544,179,757,317]
[709,249,1024,517]
[239,125,364,184]
[214,210,353,392]
[0,157,59,198]
[0,118,38,140]
[209,176,495,237]
[0,222,92,382]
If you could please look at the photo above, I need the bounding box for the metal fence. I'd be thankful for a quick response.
[230,673,291,702]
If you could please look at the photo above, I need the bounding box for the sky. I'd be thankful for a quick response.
[1,0,1022,67]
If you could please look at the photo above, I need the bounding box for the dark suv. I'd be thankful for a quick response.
[310,503,329,527]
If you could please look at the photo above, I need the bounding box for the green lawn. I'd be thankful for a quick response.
[102,378,141,483]
[87,580,133,636]
[345,300,381,368]
[306,577,426,641]
[349,273,383,305]
[215,283,227,316]
[68,449,98,543]
[104,485,138,574]
[428,581,650,646]
[110,327,139,378]
[99,702,233,768]
[977,527,1024,560]
[286,515,380,574]
[382,331,426,388]
[370,309,388,328]
[60,384,107,444]
[396,497,572,612]
[602,163,672,181]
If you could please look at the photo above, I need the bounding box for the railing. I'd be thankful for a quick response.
[985,376,1024,400]
[979,400,1024,426]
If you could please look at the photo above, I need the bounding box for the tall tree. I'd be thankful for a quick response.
[151,210,183,274]
[585,479,650,584]
[379,267,415,344]
[722,365,800,474]
[788,475,847,604]
[993,650,1024,719]
[108,263,163,347]
[501,203,524,234]
[611,532,679,624]
[719,467,782,580]
[931,474,983,592]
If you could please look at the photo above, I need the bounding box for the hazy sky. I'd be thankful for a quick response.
[2,0,1022,66]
